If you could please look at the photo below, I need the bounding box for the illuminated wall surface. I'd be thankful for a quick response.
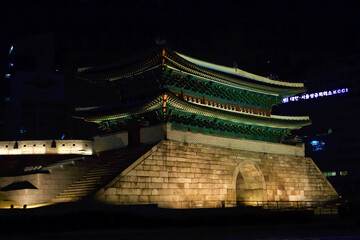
[0,125,338,209]
[95,140,338,209]
[0,140,93,155]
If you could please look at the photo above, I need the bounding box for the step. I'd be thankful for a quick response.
[85,170,113,175]
[72,179,103,184]
[67,184,102,190]
[85,172,113,177]
[77,176,103,181]
[63,186,97,193]
[65,185,98,190]
[58,193,89,198]
[53,197,82,202]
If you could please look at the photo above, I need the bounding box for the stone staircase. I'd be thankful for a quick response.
[52,144,154,203]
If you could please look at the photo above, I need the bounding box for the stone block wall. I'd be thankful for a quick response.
[96,140,338,208]
[93,132,128,153]
[0,159,94,207]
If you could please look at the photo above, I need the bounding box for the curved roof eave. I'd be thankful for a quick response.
[176,52,304,88]
[75,93,311,130]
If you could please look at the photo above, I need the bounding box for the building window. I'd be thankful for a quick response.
[323,171,336,177]
[310,140,325,151]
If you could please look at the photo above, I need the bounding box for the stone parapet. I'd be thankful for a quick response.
[0,140,93,155]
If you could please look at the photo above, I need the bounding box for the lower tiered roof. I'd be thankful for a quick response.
[75,92,311,143]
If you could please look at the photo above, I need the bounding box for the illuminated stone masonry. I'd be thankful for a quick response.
[0,124,338,208]
[95,133,338,209]
[0,156,96,207]
[0,139,94,207]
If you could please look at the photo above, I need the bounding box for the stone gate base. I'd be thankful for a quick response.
[95,139,338,209]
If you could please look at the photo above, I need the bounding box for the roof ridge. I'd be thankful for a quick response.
[174,51,304,88]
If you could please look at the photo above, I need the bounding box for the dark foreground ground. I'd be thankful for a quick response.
[1,202,359,240]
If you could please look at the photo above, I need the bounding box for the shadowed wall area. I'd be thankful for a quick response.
[235,163,266,205]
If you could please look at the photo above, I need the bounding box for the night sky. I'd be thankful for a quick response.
[1,0,359,84]
[1,1,360,225]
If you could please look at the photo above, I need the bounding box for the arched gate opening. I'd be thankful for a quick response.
[235,163,266,206]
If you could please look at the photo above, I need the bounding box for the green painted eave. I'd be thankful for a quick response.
[75,92,311,130]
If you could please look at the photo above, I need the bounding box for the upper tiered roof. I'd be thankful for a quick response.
[77,47,306,98]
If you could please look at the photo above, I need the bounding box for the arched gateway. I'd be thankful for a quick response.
[233,161,267,206]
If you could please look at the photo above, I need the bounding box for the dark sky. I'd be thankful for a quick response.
[1,0,359,82]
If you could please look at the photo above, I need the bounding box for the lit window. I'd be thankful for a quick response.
[323,171,337,177]
[5,74,11,78]
[310,140,325,151]
[340,171,348,176]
